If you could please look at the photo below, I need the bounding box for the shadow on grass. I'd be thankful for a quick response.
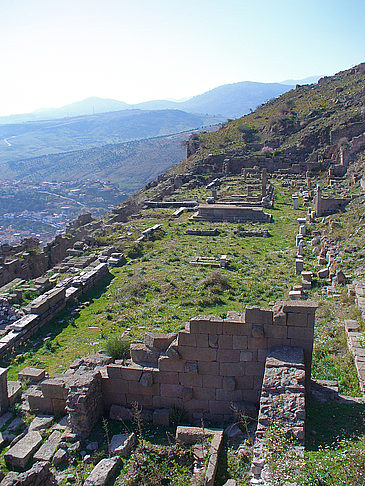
[305,395,365,451]
[0,272,114,369]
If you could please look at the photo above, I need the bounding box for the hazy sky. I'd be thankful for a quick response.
[0,0,364,116]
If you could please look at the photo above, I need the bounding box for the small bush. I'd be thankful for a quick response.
[127,242,143,259]
[106,336,131,361]
[204,271,230,292]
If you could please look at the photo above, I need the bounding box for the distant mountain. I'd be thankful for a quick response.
[0,81,296,125]
[280,75,321,85]
[1,130,207,192]
[0,109,222,167]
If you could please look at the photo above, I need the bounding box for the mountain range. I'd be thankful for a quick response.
[0,79,322,124]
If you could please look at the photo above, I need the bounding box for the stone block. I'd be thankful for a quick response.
[223,377,236,391]
[198,362,219,375]
[139,372,153,387]
[209,400,232,415]
[232,335,248,350]
[182,387,193,401]
[153,396,182,409]
[217,349,240,362]
[160,383,183,398]
[127,382,158,396]
[144,332,177,351]
[245,362,265,376]
[184,361,198,374]
[287,312,308,327]
[223,321,251,336]
[318,268,329,278]
[18,367,45,384]
[235,375,254,390]
[110,433,135,456]
[196,333,209,347]
[8,381,22,405]
[194,387,215,400]
[158,356,185,372]
[287,327,314,340]
[252,326,264,338]
[154,371,179,384]
[264,324,287,338]
[177,331,196,347]
[33,430,62,461]
[273,311,286,325]
[202,375,222,389]
[84,456,121,486]
[4,431,42,469]
[175,425,217,444]
[180,346,217,361]
[188,317,220,334]
[216,389,242,402]
[240,351,254,362]
[130,343,160,365]
[220,362,244,376]
[52,399,67,415]
[218,335,233,349]
[179,373,202,388]
[245,307,273,325]
[0,368,9,415]
[107,364,142,381]
[208,334,219,348]
[40,378,68,400]
[29,415,54,432]
[109,404,132,421]
[153,408,170,426]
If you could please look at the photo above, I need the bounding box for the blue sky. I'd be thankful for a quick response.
[0,0,364,115]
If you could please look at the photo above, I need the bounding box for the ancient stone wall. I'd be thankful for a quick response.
[250,346,305,485]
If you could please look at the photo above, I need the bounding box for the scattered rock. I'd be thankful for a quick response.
[110,433,135,456]
[53,448,67,466]
[29,415,54,432]
[84,456,121,486]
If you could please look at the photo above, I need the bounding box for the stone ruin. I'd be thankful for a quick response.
[22,300,317,440]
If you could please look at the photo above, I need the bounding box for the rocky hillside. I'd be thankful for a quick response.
[183,63,365,170]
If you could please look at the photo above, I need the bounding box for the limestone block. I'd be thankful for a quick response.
[0,368,9,414]
[7,381,21,406]
[53,448,67,465]
[175,425,217,444]
[182,387,193,401]
[217,349,240,362]
[222,377,236,392]
[84,456,121,486]
[166,341,180,359]
[158,356,185,372]
[232,335,248,349]
[29,415,54,432]
[4,431,43,469]
[33,430,62,462]
[109,405,132,421]
[153,408,170,426]
[198,362,219,375]
[287,312,308,327]
[110,433,135,456]
[218,335,233,349]
[184,361,198,374]
[107,364,142,381]
[208,334,218,348]
[252,326,264,338]
[177,331,196,347]
[18,367,45,384]
[318,268,329,278]
[245,307,273,325]
[160,384,182,398]
[144,332,177,351]
[130,343,160,365]
[139,372,153,387]
[40,378,68,400]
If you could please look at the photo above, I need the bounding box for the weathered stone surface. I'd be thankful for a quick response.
[4,431,43,469]
[110,433,135,456]
[84,456,121,486]
[109,404,132,421]
[144,332,177,351]
[130,343,160,365]
[53,448,67,465]
[18,368,45,384]
[176,426,217,444]
[66,371,103,439]
[139,372,153,387]
[33,430,62,462]
[29,415,54,432]
[223,377,236,392]
[0,461,56,485]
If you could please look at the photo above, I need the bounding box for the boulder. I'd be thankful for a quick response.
[84,456,121,486]
[110,433,135,456]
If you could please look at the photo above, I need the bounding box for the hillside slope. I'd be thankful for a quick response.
[0,109,221,167]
